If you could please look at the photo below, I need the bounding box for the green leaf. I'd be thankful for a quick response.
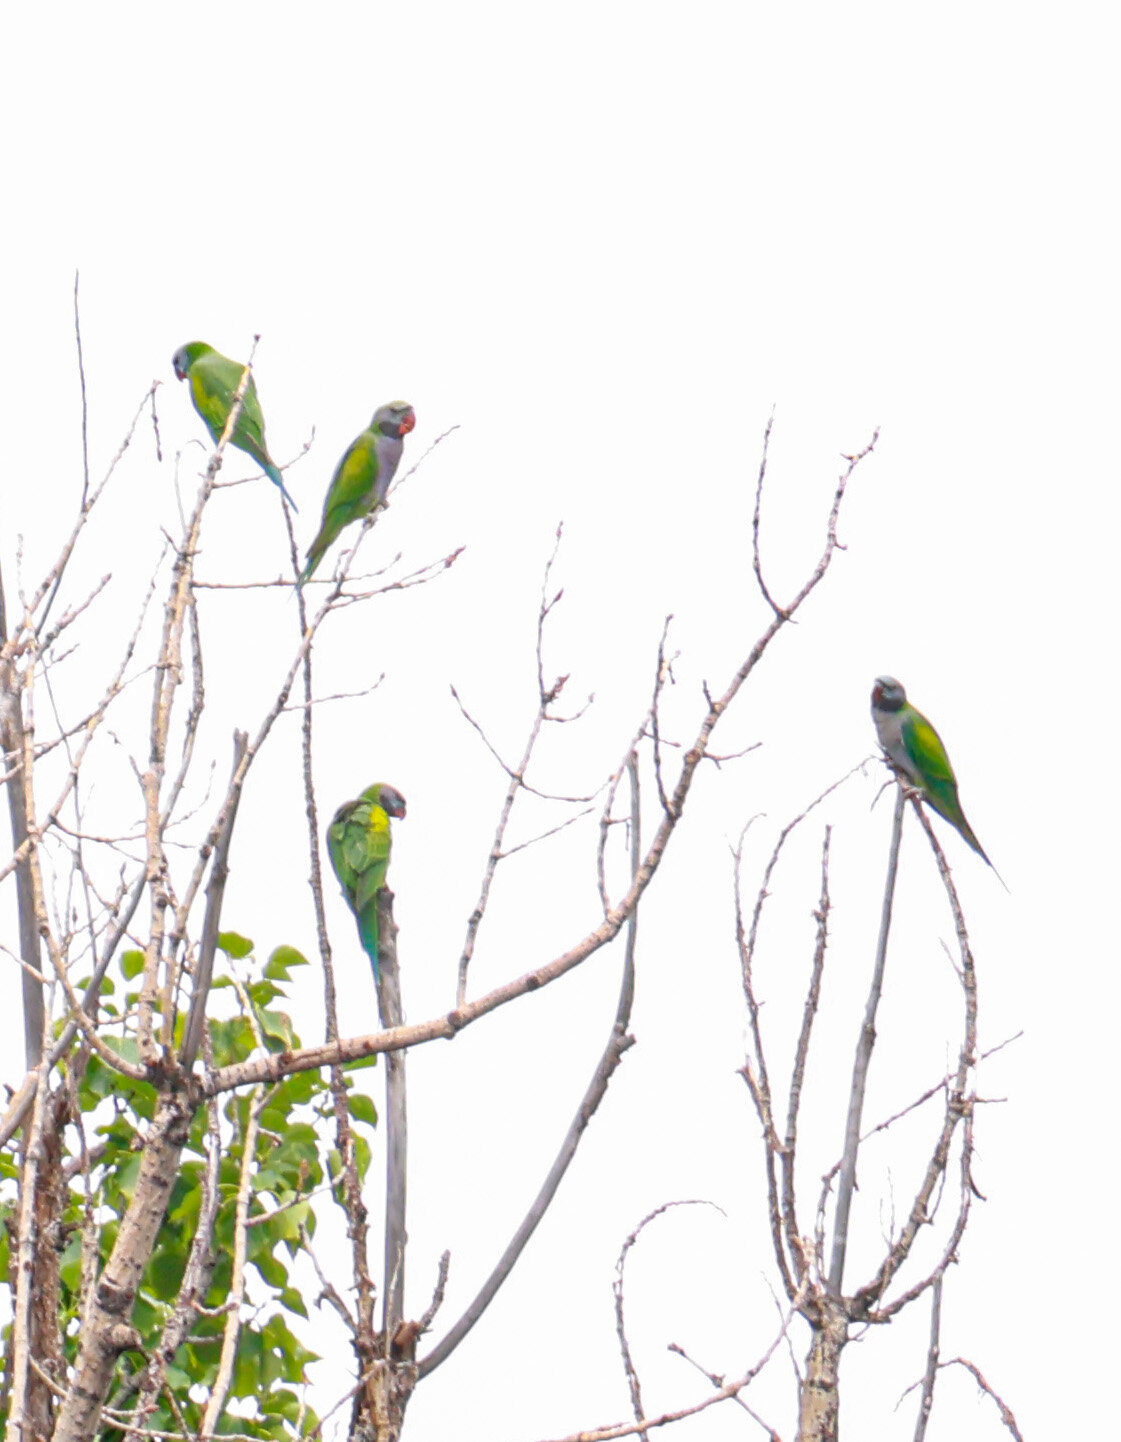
[261,1388,312,1424]
[253,1167,289,1196]
[131,1290,164,1339]
[267,1069,320,1108]
[75,971,115,995]
[246,978,282,1008]
[167,1181,202,1227]
[268,1121,319,1155]
[266,945,309,978]
[147,1243,188,1301]
[209,1016,256,1065]
[102,1035,142,1067]
[252,1251,288,1290]
[278,1286,308,1318]
[107,1152,142,1203]
[263,1312,319,1377]
[217,931,254,959]
[59,1234,83,1293]
[343,1052,378,1072]
[257,1009,297,1050]
[269,1202,310,1245]
[233,1328,263,1397]
[348,1092,378,1129]
[120,949,145,979]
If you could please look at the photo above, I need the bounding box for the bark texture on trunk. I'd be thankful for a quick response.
[797,1307,848,1442]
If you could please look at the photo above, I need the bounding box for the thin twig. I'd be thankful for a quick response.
[614,1198,725,1440]
[854,804,980,1317]
[668,1343,782,1438]
[527,1298,802,1442]
[179,732,249,1067]
[828,784,905,1293]
[736,766,863,1300]
[940,1358,1023,1441]
[780,827,833,1284]
[74,271,90,506]
[377,891,408,1347]
[751,409,786,620]
[421,753,645,1377]
[417,1251,451,1335]
[911,1274,941,1442]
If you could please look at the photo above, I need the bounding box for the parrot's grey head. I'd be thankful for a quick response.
[369,783,407,819]
[372,402,416,439]
[172,342,211,381]
[871,676,906,713]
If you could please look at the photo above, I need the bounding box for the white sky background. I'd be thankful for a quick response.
[1,3,1116,1438]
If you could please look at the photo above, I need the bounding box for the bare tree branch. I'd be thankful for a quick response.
[615,1199,726,1441]
[828,784,905,1293]
[668,1342,781,1439]
[526,1297,802,1442]
[377,891,408,1348]
[939,1358,1023,1441]
[910,1275,942,1442]
[421,753,645,1377]
[179,731,249,1067]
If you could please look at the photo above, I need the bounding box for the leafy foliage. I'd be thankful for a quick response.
[1,935,378,1440]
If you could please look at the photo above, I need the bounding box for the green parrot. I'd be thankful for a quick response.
[871,676,996,869]
[299,402,416,586]
[326,783,407,979]
[172,342,298,509]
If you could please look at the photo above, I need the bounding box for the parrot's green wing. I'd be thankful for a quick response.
[900,706,991,863]
[298,404,414,587]
[900,707,956,787]
[325,814,354,891]
[326,784,406,981]
[299,433,380,585]
[175,342,298,509]
[187,363,238,446]
[189,352,268,454]
[326,434,381,515]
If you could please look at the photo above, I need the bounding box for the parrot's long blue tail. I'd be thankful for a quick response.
[358,905,380,982]
[265,463,299,512]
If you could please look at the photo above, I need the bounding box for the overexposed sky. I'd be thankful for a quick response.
[1,3,1116,1438]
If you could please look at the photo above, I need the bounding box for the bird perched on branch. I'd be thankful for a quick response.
[172,342,298,509]
[871,676,998,872]
[327,783,407,979]
[299,402,416,586]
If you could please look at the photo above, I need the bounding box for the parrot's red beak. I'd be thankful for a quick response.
[399,413,416,437]
[173,363,186,381]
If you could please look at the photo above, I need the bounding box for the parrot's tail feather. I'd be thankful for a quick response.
[357,904,380,982]
[977,847,1011,892]
[955,818,1010,892]
[298,550,322,589]
[960,821,992,865]
[266,464,299,512]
